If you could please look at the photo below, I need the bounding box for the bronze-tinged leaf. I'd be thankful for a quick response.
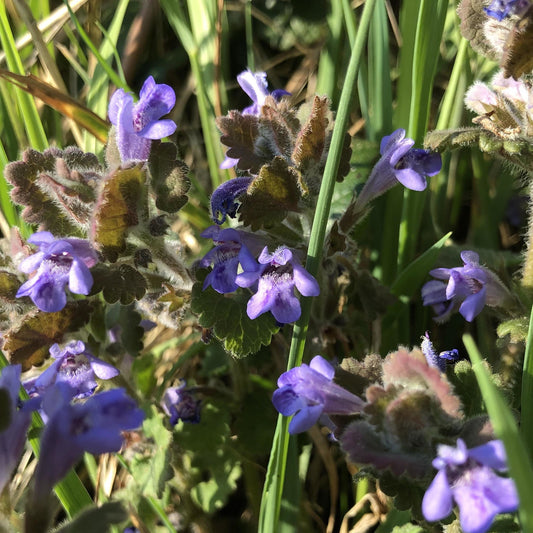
[216,111,265,172]
[4,147,101,234]
[0,70,109,142]
[501,7,533,79]
[2,301,92,370]
[239,156,302,229]
[292,95,329,169]
[90,165,147,262]
[148,141,190,213]
[90,263,147,304]
[260,96,300,159]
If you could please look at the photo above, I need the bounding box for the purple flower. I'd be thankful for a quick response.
[0,365,32,493]
[484,0,530,20]
[422,439,518,533]
[236,246,320,324]
[162,380,201,425]
[210,176,252,224]
[421,251,510,322]
[354,129,441,212]
[33,385,144,498]
[220,69,289,169]
[272,356,365,434]
[108,76,176,162]
[420,333,460,373]
[24,341,118,400]
[16,231,98,312]
[198,226,259,294]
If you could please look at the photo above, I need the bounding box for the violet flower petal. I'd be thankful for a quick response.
[422,469,454,522]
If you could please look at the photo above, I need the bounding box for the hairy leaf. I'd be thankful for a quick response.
[53,502,127,533]
[90,165,146,261]
[260,96,300,159]
[217,111,264,172]
[148,141,190,213]
[190,282,279,358]
[90,264,147,305]
[239,156,303,230]
[2,301,92,370]
[4,147,102,234]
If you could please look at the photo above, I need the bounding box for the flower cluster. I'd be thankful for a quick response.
[422,439,519,533]
[353,128,442,213]
[16,231,98,312]
[33,383,144,499]
[24,340,118,400]
[108,76,177,163]
[271,353,519,533]
[200,226,319,324]
[421,250,511,322]
[272,355,364,434]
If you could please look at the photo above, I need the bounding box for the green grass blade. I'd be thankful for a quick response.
[398,0,448,272]
[463,334,533,531]
[0,139,20,229]
[521,306,533,458]
[0,2,47,151]
[71,0,130,153]
[390,231,452,298]
[258,2,378,531]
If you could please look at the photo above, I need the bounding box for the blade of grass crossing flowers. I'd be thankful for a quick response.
[160,0,228,189]
[521,306,533,460]
[381,0,422,285]
[0,351,93,517]
[66,0,130,153]
[258,2,378,531]
[0,2,47,151]
[398,0,447,272]
[366,0,393,141]
[316,0,343,105]
[463,334,533,531]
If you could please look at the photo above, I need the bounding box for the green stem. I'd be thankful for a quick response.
[258,1,378,531]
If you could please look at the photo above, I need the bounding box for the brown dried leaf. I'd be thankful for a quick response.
[2,301,92,370]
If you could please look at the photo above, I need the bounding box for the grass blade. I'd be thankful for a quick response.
[258,2,378,531]
[463,334,533,531]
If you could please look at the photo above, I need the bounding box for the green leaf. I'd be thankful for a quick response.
[148,141,190,213]
[128,410,173,499]
[175,403,241,514]
[52,502,127,533]
[391,231,452,298]
[90,165,147,261]
[2,301,92,370]
[190,282,279,358]
[239,156,303,230]
[90,264,147,305]
[463,334,533,532]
